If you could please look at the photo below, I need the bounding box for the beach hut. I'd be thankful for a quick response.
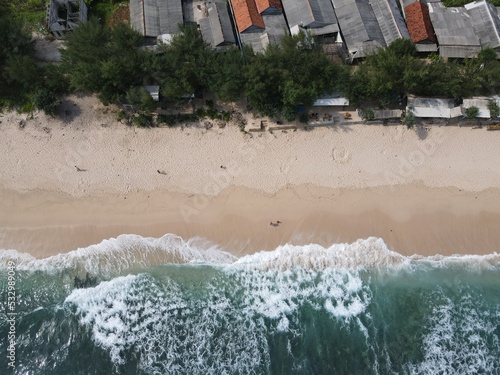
[407,96,462,118]
[462,97,500,118]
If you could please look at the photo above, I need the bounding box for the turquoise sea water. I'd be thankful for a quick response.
[1,235,499,374]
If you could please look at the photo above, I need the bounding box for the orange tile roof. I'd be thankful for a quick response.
[404,1,437,44]
[231,0,265,33]
[255,0,282,14]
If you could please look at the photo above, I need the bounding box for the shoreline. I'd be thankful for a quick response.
[1,95,500,259]
[1,184,500,258]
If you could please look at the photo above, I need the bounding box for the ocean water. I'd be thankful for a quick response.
[1,235,499,375]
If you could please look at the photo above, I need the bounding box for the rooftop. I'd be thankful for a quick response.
[405,1,437,44]
[231,0,266,33]
[465,0,500,49]
[130,0,183,36]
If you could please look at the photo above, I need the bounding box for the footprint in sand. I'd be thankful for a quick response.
[331,147,350,164]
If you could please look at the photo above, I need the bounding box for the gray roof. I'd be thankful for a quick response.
[428,2,481,58]
[130,0,183,36]
[333,0,386,59]
[370,0,410,46]
[46,0,87,37]
[239,12,288,53]
[407,96,461,118]
[200,2,236,47]
[373,109,403,119]
[281,0,338,28]
[465,0,500,49]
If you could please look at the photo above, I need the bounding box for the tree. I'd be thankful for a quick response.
[60,18,148,104]
[246,32,347,118]
[125,86,156,111]
[207,46,252,102]
[154,24,213,100]
[32,88,58,115]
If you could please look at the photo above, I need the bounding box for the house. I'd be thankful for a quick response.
[130,0,183,36]
[281,0,338,34]
[255,0,283,14]
[230,0,265,33]
[230,0,288,52]
[46,0,87,39]
[404,1,437,52]
[462,97,500,118]
[370,0,410,46]
[407,96,462,118]
[464,0,500,56]
[200,2,236,48]
[332,0,386,60]
[428,2,481,59]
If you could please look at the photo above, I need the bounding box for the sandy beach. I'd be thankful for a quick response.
[1,94,500,257]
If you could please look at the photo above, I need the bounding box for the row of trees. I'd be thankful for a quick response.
[2,15,500,118]
[348,39,500,107]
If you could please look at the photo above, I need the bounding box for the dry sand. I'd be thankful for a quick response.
[1,94,499,258]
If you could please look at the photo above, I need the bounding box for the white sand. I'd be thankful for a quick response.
[1,94,500,257]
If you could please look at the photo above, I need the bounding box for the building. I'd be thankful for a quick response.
[281,0,338,31]
[332,0,386,60]
[462,97,500,118]
[407,96,462,118]
[428,2,481,59]
[255,0,283,14]
[231,0,265,33]
[464,0,500,55]
[130,0,183,36]
[230,0,288,53]
[200,2,236,48]
[404,1,437,52]
[46,0,87,39]
[370,0,410,46]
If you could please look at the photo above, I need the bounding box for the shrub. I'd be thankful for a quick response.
[403,110,415,128]
[464,106,479,119]
[134,113,153,127]
[362,108,375,121]
[487,101,499,119]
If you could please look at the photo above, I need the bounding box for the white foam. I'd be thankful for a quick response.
[0,234,236,276]
[409,286,500,374]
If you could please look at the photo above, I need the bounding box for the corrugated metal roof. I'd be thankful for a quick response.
[200,2,236,47]
[333,0,386,58]
[130,0,183,36]
[313,97,349,106]
[465,0,500,49]
[373,109,403,119]
[230,0,265,33]
[428,2,481,58]
[407,96,461,118]
[370,0,410,46]
[281,0,337,28]
[405,1,437,44]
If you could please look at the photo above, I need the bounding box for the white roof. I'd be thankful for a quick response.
[313,97,349,106]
